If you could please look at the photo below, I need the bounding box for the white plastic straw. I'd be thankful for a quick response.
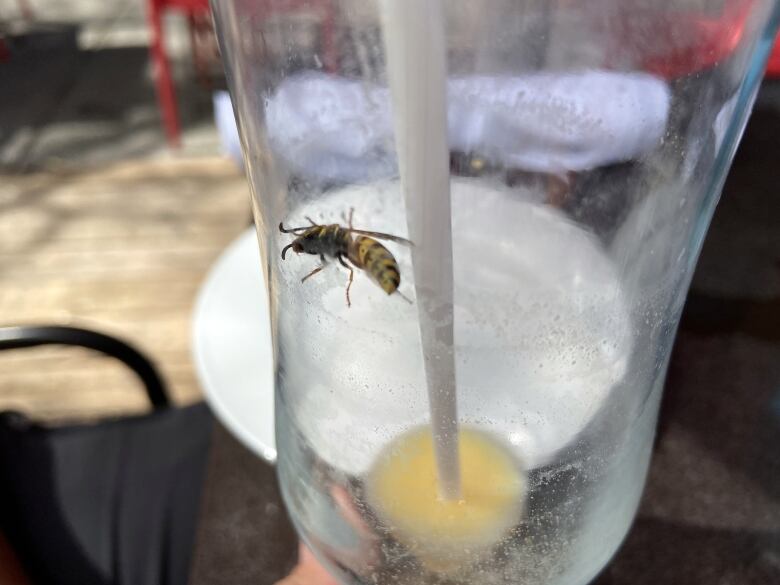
[381,0,461,500]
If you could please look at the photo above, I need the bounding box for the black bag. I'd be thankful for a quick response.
[0,327,213,585]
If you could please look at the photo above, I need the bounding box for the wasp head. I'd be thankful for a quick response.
[281,239,304,260]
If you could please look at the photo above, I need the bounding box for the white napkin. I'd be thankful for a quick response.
[265,71,670,181]
[265,74,395,182]
[213,90,244,169]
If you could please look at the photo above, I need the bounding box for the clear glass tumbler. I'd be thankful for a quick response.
[211,1,779,584]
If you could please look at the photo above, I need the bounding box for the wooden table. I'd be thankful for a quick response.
[0,157,250,420]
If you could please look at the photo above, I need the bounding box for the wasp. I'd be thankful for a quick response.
[279,209,412,307]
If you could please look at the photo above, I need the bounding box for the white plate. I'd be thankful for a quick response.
[192,228,277,462]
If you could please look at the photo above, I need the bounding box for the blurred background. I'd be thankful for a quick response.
[0,0,250,420]
[0,2,778,583]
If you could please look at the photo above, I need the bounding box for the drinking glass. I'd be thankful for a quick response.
[211,1,779,583]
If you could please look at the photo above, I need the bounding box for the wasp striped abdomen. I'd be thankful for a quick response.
[350,236,401,295]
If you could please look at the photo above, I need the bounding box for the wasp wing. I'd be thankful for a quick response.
[346,228,414,247]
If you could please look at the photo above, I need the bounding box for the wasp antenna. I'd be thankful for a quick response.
[281,243,294,259]
[280,222,311,234]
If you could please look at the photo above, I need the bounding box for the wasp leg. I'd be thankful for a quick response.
[301,264,326,283]
[395,289,413,304]
[305,216,318,227]
[338,255,354,308]
[340,208,355,230]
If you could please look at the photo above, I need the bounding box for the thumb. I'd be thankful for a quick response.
[275,545,339,585]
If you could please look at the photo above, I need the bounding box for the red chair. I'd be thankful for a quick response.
[766,32,780,77]
[608,0,780,80]
[0,0,34,63]
[147,1,776,148]
[147,0,209,148]
[147,0,337,148]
